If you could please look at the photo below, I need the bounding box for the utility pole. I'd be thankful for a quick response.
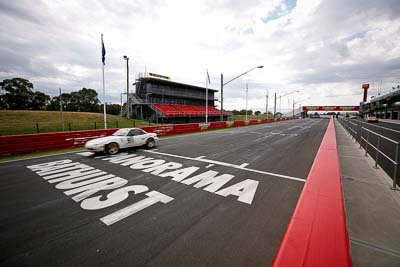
[220,66,263,122]
[59,88,64,131]
[292,100,295,117]
[274,92,277,118]
[245,83,248,121]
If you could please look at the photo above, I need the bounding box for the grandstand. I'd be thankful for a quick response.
[128,73,228,123]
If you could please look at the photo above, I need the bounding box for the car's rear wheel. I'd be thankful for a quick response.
[146,138,155,148]
[106,142,119,155]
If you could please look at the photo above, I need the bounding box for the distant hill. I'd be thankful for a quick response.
[0,110,155,136]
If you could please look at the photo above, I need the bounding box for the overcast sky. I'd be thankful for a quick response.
[0,0,399,113]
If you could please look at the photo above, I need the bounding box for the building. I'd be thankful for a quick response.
[360,87,400,120]
[127,73,227,123]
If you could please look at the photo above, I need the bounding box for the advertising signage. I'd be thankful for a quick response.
[302,106,359,111]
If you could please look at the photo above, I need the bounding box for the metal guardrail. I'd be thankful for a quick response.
[338,118,399,190]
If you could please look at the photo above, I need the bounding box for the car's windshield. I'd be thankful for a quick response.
[112,129,129,136]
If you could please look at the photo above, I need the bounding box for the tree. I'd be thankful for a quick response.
[60,93,76,111]
[46,88,100,112]
[46,96,61,111]
[78,88,100,112]
[0,78,52,110]
[105,103,121,115]
[31,91,50,110]
[254,111,261,116]
[0,78,34,110]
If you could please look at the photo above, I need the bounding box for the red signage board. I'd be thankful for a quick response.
[302,106,359,111]
[362,84,369,89]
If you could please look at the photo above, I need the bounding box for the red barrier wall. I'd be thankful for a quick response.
[209,122,227,129]
[233,121,245,127]
[272,118,351,267]
[0,117,294,156]
[0,129,118,156]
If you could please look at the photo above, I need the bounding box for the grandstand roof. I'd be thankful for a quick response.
[370,87,400,103]
[139,77,218,92]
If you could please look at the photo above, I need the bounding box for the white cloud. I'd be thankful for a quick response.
[0,0,399,112]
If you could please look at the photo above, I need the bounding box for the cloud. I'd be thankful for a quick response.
[0,0,399,110]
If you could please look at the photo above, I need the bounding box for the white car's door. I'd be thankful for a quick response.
[122,131,135,148]
[131,129,148,146]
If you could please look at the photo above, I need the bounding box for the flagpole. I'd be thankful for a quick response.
[205,69,208,123]
[101,34,107,129]
[102,61,106,129]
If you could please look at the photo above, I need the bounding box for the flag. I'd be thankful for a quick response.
[207,69,211,85]
[101,34,106,65]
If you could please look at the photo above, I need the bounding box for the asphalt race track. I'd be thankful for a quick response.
[0,118,329,267]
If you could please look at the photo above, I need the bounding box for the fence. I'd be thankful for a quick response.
[338,118,399,189]
[0,117,293,156]
[0,120,156,136]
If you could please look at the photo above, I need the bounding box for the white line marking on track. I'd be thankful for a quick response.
[76,152,95,157]
[143,150,306,183]
[0,150,86,164]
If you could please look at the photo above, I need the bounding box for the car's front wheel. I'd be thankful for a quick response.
[146,138,155,148]
[106,142,119,155]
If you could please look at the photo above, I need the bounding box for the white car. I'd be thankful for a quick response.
[85,128,158,155]
[366,115,379,123]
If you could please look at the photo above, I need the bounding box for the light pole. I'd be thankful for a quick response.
[123,55,130,119]
[220,65,263,121]
[59,88,64,131]
[245,84,248,120]
[266,91,269,118]
[278,90,299,115]
[292,99,295,117]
